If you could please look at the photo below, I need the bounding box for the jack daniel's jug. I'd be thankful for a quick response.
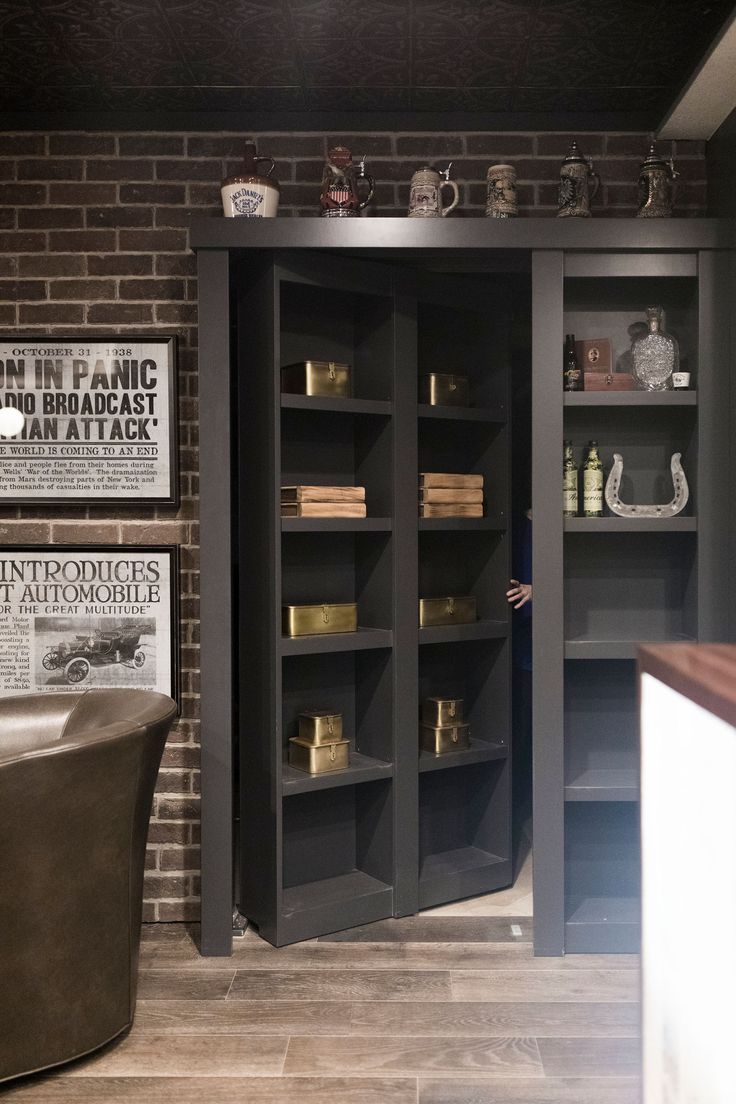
[320,146,374,217]
[637,143,678,218]
[557,139,600,218]
[220,141,279,217]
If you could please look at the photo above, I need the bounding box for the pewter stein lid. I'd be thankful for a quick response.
[641,142,669,171]
[562,139,587,165]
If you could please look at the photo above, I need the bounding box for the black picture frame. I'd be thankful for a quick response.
[0,333,178,505]
[0,545,180,707]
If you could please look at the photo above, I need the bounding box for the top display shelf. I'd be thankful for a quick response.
[563,391,697,407]
[191,217,735,253]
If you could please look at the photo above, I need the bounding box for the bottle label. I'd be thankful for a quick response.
[583,470,602,512]
[563,488,577,514]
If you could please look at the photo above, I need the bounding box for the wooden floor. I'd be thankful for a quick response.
[5,913,641,1103]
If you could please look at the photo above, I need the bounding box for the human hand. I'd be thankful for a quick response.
[506,579,532,609]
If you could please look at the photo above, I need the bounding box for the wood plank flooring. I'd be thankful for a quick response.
[4,918,641,1103]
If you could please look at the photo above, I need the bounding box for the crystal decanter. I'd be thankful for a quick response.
[631,306,677,391]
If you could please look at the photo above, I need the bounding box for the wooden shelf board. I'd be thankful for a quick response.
[282,517,392,532]
[565,768,639,802]
[564,516,697,533]
[280,627,393,656]
[417,403,506,423]
[564,635,695,660]
[282,870,392,919]
[419,738,508,773]
[419,619,508,646]
[282,752,393,795]
[281,394,392,416]
[565,895,641,953]
[564,391,696,407]
[418,517,506,532]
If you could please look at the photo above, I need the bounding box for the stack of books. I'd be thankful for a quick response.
[419,473,484,518]
[281,485,367,518]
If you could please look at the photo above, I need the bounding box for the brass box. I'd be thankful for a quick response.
[419,596,477,628]
[422,697,464,726]
[419,373,470,407]
[288,736,350,774]
[282,603,358,637]
[298,710,344,745]
[420,722,471,754]
[281,360,351,398]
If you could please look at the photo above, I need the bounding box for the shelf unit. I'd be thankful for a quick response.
[533,249,732,955]
[235,253,511,945]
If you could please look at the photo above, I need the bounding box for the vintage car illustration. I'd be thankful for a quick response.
[42,625,147,684]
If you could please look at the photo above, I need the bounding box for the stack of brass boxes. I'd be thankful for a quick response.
[420,697,470,754]
[289,710,349,774]
[419,472,484,518]
[281,360,351,398]
[281,485,366,518]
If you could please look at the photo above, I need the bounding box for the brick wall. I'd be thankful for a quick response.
[0,129,707,922]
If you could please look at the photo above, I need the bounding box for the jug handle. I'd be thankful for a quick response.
[588,166,601,201]
[440,178,459,216]
[255,156,276,177]
[357,169,375,210]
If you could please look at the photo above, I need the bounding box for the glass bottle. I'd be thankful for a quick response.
[631,306,677,391]
[563,441,578,517]
[563,334,581,391]
[582,441,603,517]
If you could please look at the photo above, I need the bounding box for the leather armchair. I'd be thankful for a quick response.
[0,688,177,1083]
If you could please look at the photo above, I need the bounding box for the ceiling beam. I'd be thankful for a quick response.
[659,7,736,139]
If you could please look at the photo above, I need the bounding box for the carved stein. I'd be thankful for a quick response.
[637,143,678,218]
[407,164,459,218]
[557,139,600,218]
[485,163,518,217]
[320,146,374,217]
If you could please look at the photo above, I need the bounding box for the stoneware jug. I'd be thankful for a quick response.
[557,139,600,218]
[408,164,459,218]
[637,142,678,218]
[320,146,374,217]
[221,142,279,218]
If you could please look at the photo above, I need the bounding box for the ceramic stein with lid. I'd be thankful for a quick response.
[320,146,375,217]
[221,142,279,217]
[407,164,459,218]
[637,142,679,218]
[557,139,600,218]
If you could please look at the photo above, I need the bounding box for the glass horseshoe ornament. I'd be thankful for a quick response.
[557,139,600,218]
[605,452,689,518]
[320,146,375,218]
[637,143,679,218]
[407,163,459,218]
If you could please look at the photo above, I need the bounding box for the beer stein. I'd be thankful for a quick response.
[557,139,600,218]
[637,142,678,218]
[320,146,374,217]
[485,163,518,217]
[407,164,459,218]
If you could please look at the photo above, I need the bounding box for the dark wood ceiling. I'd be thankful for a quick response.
[1,0,733,130]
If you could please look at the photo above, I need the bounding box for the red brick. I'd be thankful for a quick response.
[0,231,46,252]
[86,206,153,228]
[19,253,85,277]
[50,182,117,205]
[158,900,199,922]
[120,183,186,205]
[160,847,200,871]
[538,134,605,157]
[49,279,116,300]
[48,229,115,251]
[52,522,120,543]
[143,875,189,898]
[145,849,157,870]
[119,228,187,252]
[154,206,199,228]
[0,279,46,301]
[147,822,190,845]
[87,254,153,276]
[0,183,46,205]
[87,158,154,181]
[49,134,115,156]
[162,745,200,768]
[0,135,45,156]
[0,256,17,276]
[465,133,536,156]
[0,208,13,227]
[119,278,185,300]
[119,135,185,156]
[187,184,221,206]
[156,253,196,277]
[157,797,200,820]
[0,304,15,323]
[19,303,84,324]
[141,901,157,922]
[606,135,673,157]
[156,159,219,181]
[156,303,197,324]
[17,158,83,181]
[19,207,83,229]
[122,520,189,543]
[87,302,154,324]
[0,522,50,542]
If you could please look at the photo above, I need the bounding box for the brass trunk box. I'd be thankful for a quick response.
[288,736,350,774]
[282,603,358,637]
[419,596,477,628]
[298,710,344,745]
[419,373,470,407]
[281,360,351,398]
[422,697,464,726]
[420,722,471,754]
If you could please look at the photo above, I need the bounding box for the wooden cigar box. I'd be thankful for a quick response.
[281,360,351,398]
[282,603,358,637]
[281,485,365,502]
[420,722,471,754]
[575,338,612,375]
[420,488,483,504]
[419,504,484,518]
[281,502,367,517]
[288,736,350,774]
[419,596,477,627]
[583,372,636,391]
[422,697,464,726]
[420,473,484,489]
[419,373,470,407]
[298,710,344,745]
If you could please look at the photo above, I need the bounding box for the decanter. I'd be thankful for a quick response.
[631,306,677,391]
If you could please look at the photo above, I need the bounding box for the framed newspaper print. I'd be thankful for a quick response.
[0,335,178,505]
[0,546,179,705]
